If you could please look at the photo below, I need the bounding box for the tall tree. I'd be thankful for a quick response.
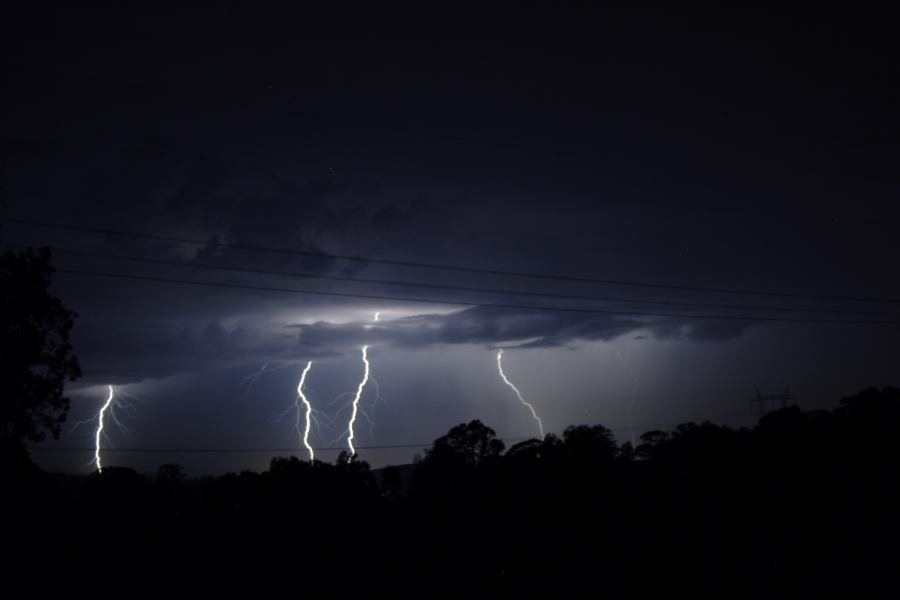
[0,247,81,445]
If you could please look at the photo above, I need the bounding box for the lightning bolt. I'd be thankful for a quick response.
[94,385,115,473]
[345,311,383,457]
[296,361,315,461]
[241,361,297,396]
[272,362,336,459]
[346,345,370,457]
[496,349,545,439]
[242,362,271,389]
[364,374,389,437]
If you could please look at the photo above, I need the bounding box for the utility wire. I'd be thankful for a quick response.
[12,243,900,317]
[52,268,900,325]
[4,216,898,305]
[28,443,441,453]
[28,411,759,454]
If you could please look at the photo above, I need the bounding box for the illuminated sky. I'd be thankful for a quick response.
[2,4,898,474]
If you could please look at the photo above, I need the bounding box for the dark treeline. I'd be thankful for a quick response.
[4,386,899,597]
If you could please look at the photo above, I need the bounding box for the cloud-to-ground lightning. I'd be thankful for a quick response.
[269,361,335,459]
[94,385,115,473]
[496,349,545,439]
[69,385,139,472]
[343,311,381,457]
[346,345,371,457]
[296,361,315,461]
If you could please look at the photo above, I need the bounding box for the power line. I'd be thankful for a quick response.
[15,243,900,318]
[53,268,900,325]
[28,411,759,454]
[28,443,441,453]
[4,216,899,305]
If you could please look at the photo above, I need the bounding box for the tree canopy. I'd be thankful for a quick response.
[0,247,81,444]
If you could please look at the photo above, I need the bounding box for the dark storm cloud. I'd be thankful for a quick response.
[370,194,429,233]
[646,317,755,343]
[290,305,748,352]
[4,133,403,276]
[675,318,755,342]
[71,312,345,385]
[184,172,349,275]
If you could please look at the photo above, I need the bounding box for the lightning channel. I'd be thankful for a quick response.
[241,361,297,396]
[94,385,115,473]
[346,345,370,457]
[496,349,545,439]
[296,361,315,461]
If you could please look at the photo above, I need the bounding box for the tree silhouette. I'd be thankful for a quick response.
[380,465,403,499]
[411,420,505,504]
[424,419,505,466]
[0,247,81,447]
[561,423,618,463]
[5,385,900,597]
[157,463,187,486]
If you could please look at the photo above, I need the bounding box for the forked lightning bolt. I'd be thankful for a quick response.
[344,311,381,458]
[94,385,115,473]
[296,361,315,461]
[275,362,335,458]
[497,349,545,439]
[346,345,370,457]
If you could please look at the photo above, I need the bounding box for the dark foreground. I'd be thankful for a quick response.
[4,387,899,598]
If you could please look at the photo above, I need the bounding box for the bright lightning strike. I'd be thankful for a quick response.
[296,361,315,461]
[497,349,545,439]
[344,311,382,457]
[346,345,370,457]
[94,385,115,473]
[270,362,335,459]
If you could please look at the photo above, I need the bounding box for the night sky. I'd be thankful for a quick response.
[3,3,899,474]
